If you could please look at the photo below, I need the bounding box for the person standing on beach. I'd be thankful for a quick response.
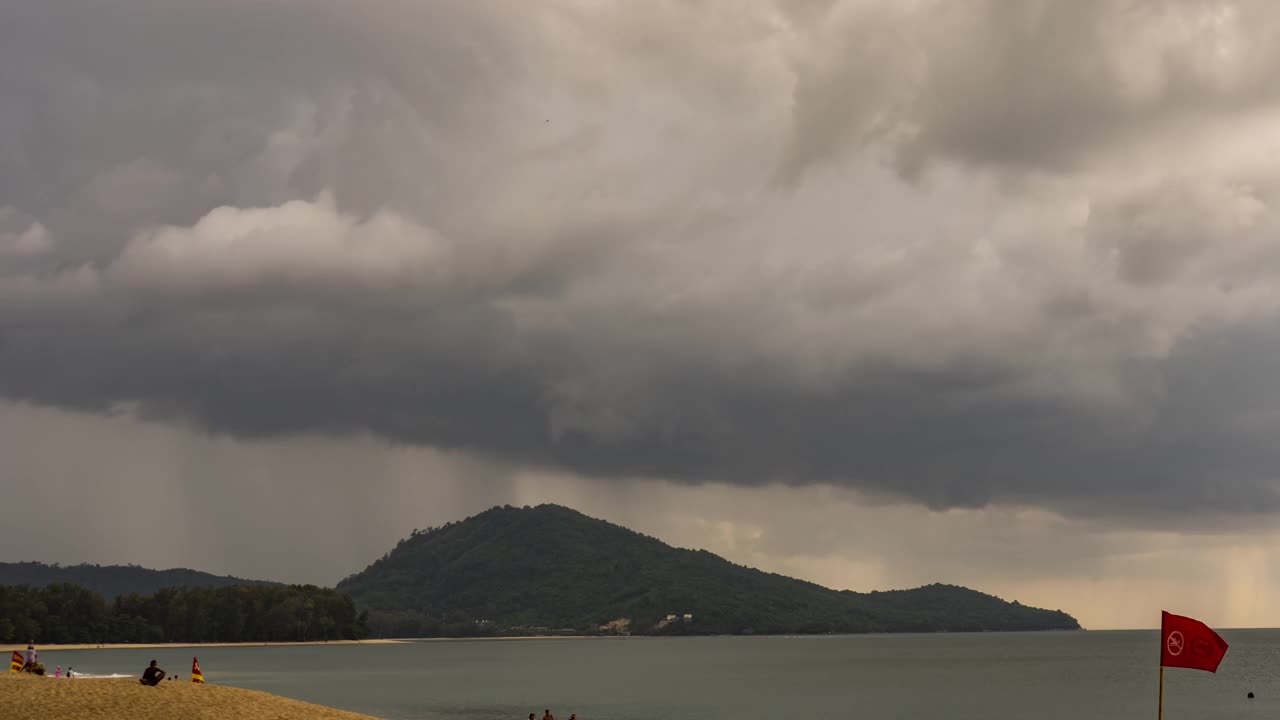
[66,667,73,679]
[54,666,62,678]
[23,642,36,670]
[543,710,555,720]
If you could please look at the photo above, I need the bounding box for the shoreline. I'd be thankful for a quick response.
[404,635,599,641]
[0,639,404,652]
[7,628,1095,652]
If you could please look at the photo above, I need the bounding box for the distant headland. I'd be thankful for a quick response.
[337,504,1081,637]
[1,504,1079,644]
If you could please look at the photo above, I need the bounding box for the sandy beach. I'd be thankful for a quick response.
[412,635,598,641]
[0,673,379,720]
[0,639,403,653]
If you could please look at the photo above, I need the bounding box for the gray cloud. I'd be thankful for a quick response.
[784,0,1280,177]
[3,0,1280,526]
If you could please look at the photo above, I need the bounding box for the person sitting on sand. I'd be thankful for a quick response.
[140,660,166,686]
[54,666,62,678]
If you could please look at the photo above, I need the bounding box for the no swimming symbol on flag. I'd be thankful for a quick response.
[1158,611,1230,720]
[1160,611,1228,673]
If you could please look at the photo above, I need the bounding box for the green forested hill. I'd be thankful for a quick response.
[337,504,1080,637]
[0,562,279,599]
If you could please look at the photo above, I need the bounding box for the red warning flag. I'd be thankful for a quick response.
[191,656,205,684]
[8,651,22,673]
[1161,611,1229,673]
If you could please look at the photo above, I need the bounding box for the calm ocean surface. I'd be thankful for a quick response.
[36,630,1280,719]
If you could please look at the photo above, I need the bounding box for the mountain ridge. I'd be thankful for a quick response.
[337,504,1080,637]
[0,561,280,599]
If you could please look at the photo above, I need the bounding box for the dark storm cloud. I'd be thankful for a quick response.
[3,0,1280,524]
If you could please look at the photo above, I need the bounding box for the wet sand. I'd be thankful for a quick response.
[0,672,379,720]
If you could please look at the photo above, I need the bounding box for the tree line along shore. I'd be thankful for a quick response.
[0,583,369,645]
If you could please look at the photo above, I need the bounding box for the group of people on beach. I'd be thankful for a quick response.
[16,641,184,684]
[16,642,67,676]
[14,642,70,677]
[529,711,577,720]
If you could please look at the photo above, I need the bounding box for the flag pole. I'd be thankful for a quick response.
[1157,613,1164,720]
[1157,665,1164,720]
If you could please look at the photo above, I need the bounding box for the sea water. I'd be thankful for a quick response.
[32,630,1280,719]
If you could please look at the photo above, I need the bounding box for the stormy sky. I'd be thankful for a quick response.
[3,0,1280,629]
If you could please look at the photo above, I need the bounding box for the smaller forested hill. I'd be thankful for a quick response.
[0,562,279,599]
[338,504,1080,637]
